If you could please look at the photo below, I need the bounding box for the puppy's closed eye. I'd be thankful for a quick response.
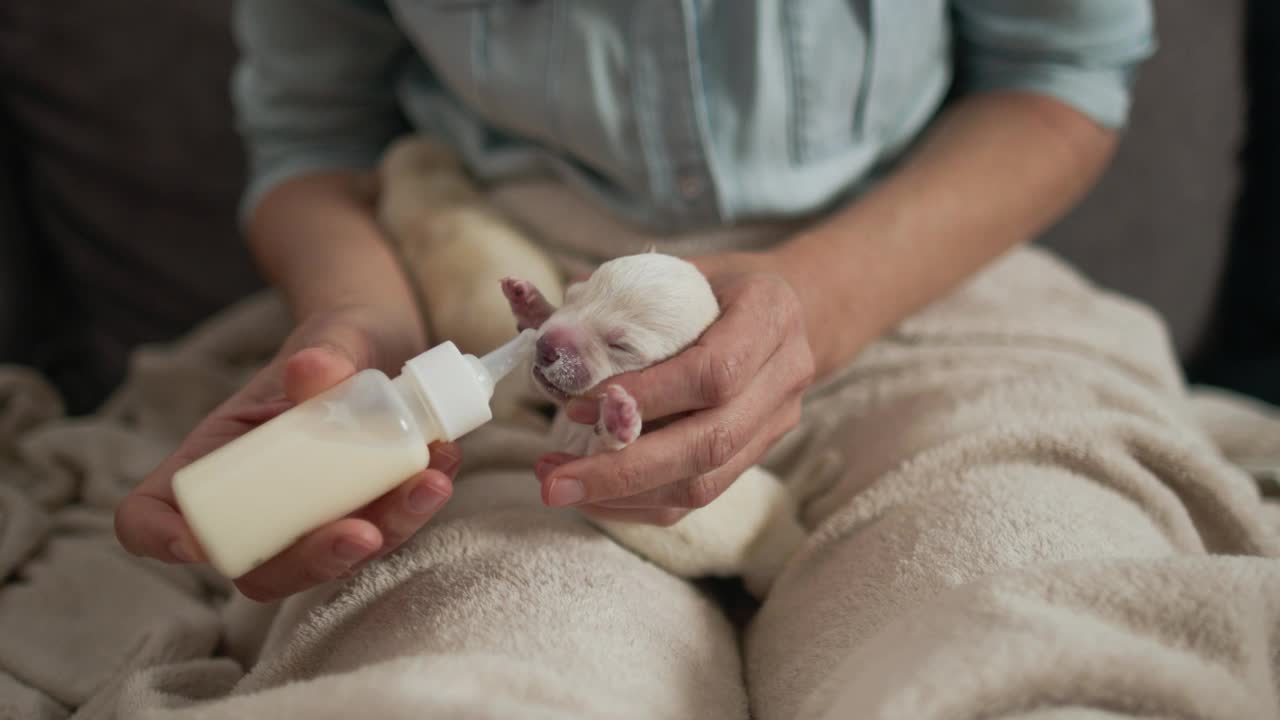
[604,331,638,356]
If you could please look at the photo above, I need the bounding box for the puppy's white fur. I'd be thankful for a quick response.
[375,142,803,595]
[506,253,805,598]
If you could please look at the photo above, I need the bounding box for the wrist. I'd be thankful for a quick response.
[691,247,866,380]
[282,284,429,375]
[283,302,427,378]
[300,290,426,345]
[248,170,429,359]
[769,241,874,378]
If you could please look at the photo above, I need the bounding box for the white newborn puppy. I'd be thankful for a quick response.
[502,253,805,597]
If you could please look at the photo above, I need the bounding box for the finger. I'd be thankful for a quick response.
[354,469,453,554]
[578,504,689,527]
[282,346,360,403]
[233,518,383,603]
[541,412,744,506]
[565,278,793,423]
[114,493,206,564]
[350,443,461,559]
[545,368,788,505]
[115,383,310,563]
[427,441,464,477]
[222,397,296,427]
[534,452,579,482]
[584,404,797,509]
[237,444,462,595]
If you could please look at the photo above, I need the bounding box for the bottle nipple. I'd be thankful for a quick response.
[475,328,537,394]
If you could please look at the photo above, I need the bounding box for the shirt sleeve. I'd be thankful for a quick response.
[949,0,1157,129]
[231,0,411,224]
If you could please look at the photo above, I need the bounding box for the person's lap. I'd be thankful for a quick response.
[232,247,1276,719]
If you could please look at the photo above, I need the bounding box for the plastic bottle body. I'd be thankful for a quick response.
[172,330,534,580]
[173,369,431,578]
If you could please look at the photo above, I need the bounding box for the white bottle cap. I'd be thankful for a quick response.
[396,329,535,442]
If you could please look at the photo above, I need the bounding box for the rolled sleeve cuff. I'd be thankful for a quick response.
[952,0,1157,130]
[962,60,1141,129]
[239,145,388,227]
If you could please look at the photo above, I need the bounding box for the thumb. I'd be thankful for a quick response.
[115,490,207,564]
[282,345,361,403]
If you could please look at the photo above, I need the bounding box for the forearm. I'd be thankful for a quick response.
[767,91,1119,379]
[246,171,427,354]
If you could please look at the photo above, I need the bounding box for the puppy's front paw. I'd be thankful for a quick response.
[595,384,641,450]
[501,276,556,331]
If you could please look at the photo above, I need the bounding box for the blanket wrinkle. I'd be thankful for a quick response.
[0,485,48,581]
[0,294,278,719]
[888,248,1187,398]
[0,180,1276,717]
[0,672,67,720]
[793,557,1280,720]
[0,369,62,441]
[1190,386,1280,477]
[0,537,220,711]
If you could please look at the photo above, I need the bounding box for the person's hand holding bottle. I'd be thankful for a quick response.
[115,173,459,602]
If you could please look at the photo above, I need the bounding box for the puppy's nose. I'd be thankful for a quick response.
[536,337,559,366]
[536,326,579,367]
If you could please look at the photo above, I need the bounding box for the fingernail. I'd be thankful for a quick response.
[566,399,598,424]
[546,478,585,507]
[535,457,565,479]
[168,539,197,563]
[433,445,462,474]
[334,539,373,564]
[408,484,447,514]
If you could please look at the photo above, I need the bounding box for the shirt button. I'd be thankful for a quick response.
[678,173,705,200]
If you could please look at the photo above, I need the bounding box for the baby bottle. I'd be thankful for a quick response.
[173,329,535,578]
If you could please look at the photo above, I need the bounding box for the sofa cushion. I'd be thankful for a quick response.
[1037,0,1245,361]
[0,1,263,410]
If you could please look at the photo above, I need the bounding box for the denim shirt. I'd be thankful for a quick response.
[233,0,1154,232]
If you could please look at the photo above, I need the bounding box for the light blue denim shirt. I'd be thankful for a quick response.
[233,0,1155,232]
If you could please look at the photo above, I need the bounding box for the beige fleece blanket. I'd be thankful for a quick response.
[1,182,1279,718]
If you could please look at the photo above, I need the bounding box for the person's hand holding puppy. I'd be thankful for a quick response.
[535,253,815,526]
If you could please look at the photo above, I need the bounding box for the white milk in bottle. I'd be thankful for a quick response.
[173,329,535,578]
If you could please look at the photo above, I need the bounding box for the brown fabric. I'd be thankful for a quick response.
[0,2,262,411]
